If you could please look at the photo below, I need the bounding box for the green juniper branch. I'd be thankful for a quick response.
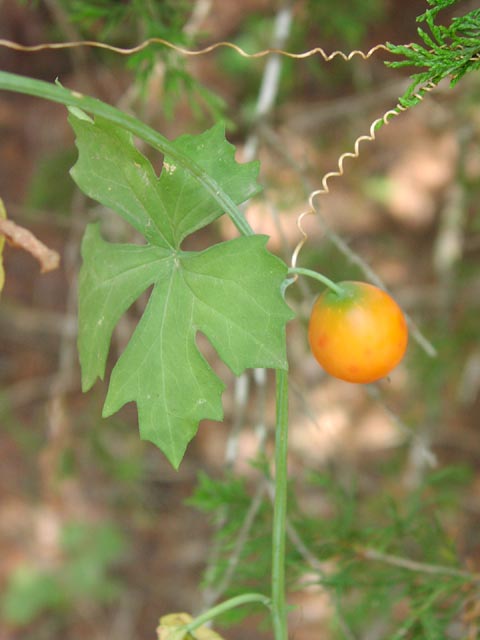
[387,0,480,107]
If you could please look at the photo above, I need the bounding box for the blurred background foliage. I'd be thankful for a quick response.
[1,0,480,639]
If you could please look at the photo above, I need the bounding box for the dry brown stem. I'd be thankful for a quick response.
[0,217,60,272]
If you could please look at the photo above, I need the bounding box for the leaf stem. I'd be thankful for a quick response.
[180,593,271,636]
[0,71,255,238]
[287,267,344,296]
[271,368,289,640]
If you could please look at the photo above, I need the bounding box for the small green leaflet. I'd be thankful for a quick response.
[69,113,294,468]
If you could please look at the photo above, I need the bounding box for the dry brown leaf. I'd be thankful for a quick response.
[157,612,226,640]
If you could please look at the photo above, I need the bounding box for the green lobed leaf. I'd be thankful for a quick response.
[78,224,171,390]
[69,115,260,246]
[71,113,293,468]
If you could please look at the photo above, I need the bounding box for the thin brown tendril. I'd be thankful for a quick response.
[0,37,395,60]
[290,82,438,271]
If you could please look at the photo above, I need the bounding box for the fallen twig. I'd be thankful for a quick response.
[0,217,60,272]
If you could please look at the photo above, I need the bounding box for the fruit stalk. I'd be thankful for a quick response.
[287,266,344,296]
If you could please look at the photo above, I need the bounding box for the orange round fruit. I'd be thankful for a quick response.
[308,281,408,383]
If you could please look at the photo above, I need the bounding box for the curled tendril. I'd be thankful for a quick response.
[0,37,394,60]
[290,81,438,271]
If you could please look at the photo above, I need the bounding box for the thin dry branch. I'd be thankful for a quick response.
[358,547,480,582]
[0,217,60,272]
[201,481,268,610]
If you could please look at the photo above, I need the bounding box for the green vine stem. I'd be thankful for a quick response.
[0,71,254,238]
[178,593,271,638]
[287,266,344,296]
[271,368,289,640]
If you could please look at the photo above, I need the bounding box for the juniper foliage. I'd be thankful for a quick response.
[388,0,480,106]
